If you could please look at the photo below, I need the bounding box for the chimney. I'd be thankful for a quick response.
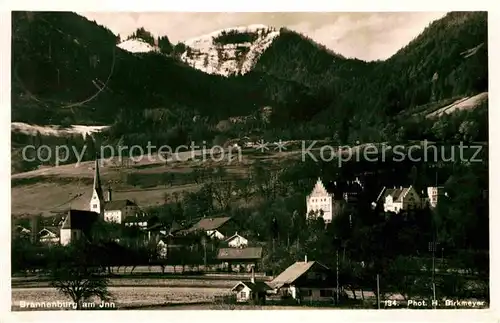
[304,254,308,263]
[251,266,255,284]
[107,188,112,202]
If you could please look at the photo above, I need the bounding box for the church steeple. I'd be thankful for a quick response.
[89,156,104,215]
[93,157,103,200]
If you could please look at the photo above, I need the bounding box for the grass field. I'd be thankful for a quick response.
[12,286,230,310]
[12,276,250,289]
[10,147,294,217]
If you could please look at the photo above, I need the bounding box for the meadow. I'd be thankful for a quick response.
[12,286,230,310]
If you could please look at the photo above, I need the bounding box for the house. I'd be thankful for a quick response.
[267,257,338,303]
[145,218,172,242]
[157,229,204,259]
[105,197,142,224]
[123,214,150,228]
[180,216,233,240]
[60,210,99,246]
[225,232,248,248]
[38,227,59,244]
[13,225,31,239]
[427,186,444,208]
[231,269,271,304]
[157,237,170,259]
[217,247,263,272]
[374,185,424,214]
[306,177,364,223]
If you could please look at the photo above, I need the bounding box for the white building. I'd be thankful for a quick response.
[226,232,248,248]
[60,210,99,246]
[38,228,59,244]
[427,186,444,208]
[375,185,424,214]
[306,178,335,223]
[105,198,141,224]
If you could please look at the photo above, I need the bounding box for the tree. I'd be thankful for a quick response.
[49,241,111,310]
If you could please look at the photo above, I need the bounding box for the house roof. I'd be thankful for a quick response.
[377,186,414,203]
[225,232,247,242]
[105,199,138,211]
[14,225,31,234]
[186,216,232,232]
[217,247,263,260]
[269,261,329,289]
[39,226,59,235]
[231,281,272,292]
[39,228,60,238]
[61,210,99,232]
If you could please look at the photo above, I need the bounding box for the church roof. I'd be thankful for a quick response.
[61,210,99,232]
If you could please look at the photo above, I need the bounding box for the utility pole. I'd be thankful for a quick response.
[336,248,339,305]
[377,274,380,309]
[432,240,436,309]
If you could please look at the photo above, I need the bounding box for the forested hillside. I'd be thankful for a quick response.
[253,12,487,138]
[11,11,488,167]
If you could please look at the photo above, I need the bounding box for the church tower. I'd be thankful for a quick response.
[89,157,104,216]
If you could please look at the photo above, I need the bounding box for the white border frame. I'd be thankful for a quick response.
[1,1,498,323]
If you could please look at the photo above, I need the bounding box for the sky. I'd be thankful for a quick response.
[79,12,447,61]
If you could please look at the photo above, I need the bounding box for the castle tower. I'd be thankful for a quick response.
[89,157,104,216]
[306,177,335,223]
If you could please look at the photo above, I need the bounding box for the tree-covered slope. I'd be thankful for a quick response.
[11,11,488,148]
[253,11,487,121]
[11,12,286,125]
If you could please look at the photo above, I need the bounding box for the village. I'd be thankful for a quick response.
[11,156,462,309]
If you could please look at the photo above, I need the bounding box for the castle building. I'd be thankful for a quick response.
[306,177,364,223]
[306,178,335,223]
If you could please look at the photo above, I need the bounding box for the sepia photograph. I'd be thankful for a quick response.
[9,10,489,312]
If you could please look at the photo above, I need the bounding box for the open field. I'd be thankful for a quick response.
[10,147,294,216]
[12,272,272,289]
[11,286,230,310]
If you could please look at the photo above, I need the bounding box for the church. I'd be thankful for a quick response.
[89,158,142,224]
[60,157,144,245]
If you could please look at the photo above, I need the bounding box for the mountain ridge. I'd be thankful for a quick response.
[11,11,488,151]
